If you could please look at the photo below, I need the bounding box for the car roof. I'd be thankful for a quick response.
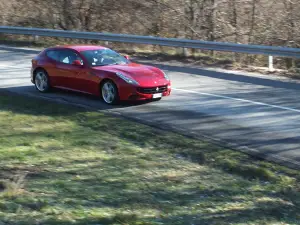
[50,45,107,52]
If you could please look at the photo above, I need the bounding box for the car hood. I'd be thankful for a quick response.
[93,63,169,87]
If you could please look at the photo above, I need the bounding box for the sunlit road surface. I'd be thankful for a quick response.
[1,45,300,169]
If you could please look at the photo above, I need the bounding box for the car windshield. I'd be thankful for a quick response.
[81,49,128,67]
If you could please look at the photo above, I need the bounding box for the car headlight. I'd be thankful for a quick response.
[116,72,139,85]
[163,71,170,81]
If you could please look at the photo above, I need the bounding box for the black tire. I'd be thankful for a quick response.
[100,80,119,105]
[34,69,51,93]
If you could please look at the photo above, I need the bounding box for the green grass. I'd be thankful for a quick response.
[0,92,300,225]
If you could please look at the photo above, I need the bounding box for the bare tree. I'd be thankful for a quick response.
[1,0,300,68]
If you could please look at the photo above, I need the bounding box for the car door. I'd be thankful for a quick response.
[54,49,86,91]
[44,50,62,87]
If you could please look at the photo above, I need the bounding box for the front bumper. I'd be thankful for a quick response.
[119,84,171,101]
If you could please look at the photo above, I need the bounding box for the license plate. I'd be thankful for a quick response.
[152,93,162,99]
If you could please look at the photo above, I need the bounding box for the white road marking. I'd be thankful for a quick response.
[173,88,300,113]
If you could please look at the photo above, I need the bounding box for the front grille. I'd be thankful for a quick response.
[137,85,168,94]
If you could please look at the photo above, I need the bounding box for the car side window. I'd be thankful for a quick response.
[58,50,83,65]
[46,50,60,61]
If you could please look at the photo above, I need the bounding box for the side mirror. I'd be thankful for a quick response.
[72,60,83,66]
[124,55,130,60]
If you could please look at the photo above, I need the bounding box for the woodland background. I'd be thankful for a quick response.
[1,0,299,69]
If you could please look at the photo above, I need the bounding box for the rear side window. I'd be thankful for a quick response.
[46,50,60,61]
[46,49,83,65]
[58,50,81,64]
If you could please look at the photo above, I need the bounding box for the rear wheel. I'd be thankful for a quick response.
[101,80,119,105]
[34,69,50,93]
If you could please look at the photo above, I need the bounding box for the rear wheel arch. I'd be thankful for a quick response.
[34,68,51,93]
[33,67,48,83]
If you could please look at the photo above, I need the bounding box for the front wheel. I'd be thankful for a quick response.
[101,80,119,105]
[34,69,51,93]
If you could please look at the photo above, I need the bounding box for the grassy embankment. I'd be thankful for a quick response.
[0,92,300,225]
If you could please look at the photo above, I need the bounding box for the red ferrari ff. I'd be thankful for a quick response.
[31,45,171,104]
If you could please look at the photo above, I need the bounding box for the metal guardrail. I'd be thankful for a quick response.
[1,26,300,61]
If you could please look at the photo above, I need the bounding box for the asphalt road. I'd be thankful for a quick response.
[1,45,300,169]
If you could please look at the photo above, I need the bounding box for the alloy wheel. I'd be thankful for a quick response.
[35,71,49,92]
[102,81,117,104]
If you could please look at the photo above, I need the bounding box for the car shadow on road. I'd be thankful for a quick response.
[1,85,157,111]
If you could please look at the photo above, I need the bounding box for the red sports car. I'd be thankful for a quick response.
[31,45,171,104]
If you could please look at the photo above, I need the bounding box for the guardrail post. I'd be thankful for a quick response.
[268,55,274,72]
[176,47,188,57]
[183,48,188,57]
[34,35,39,42]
